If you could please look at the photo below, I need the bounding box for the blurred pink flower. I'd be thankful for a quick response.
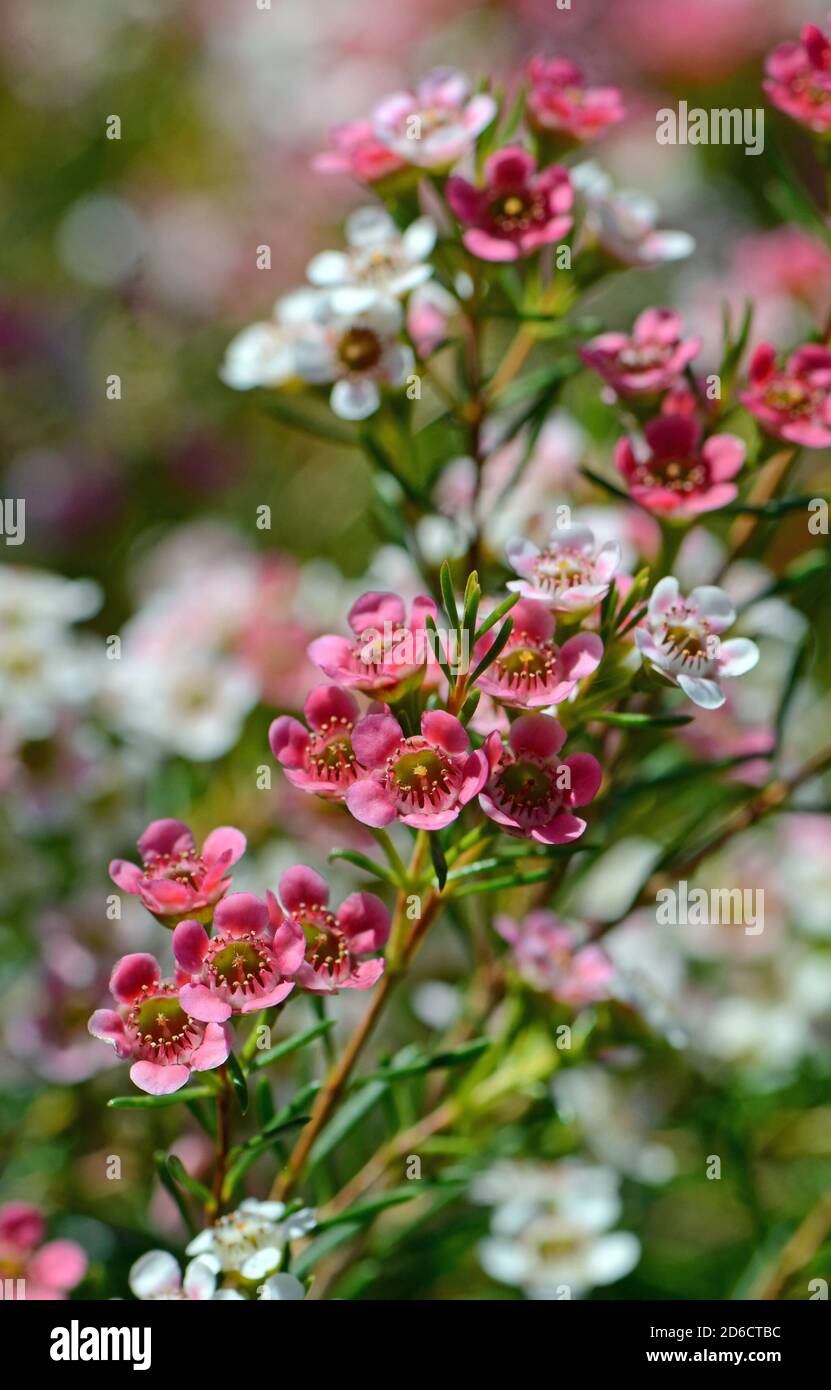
[764,22,831,134]
[308,590,439,697]
[346,708,500,830]
[269,685,363,800]
[447,147,573,261]
[0,1203,87,1301]
[526,57,625,144]
[581,308,701,397]
[89,952,231,1095]
[109,819,246,925]
[480,713,602,843]
[174,892,304,1022]
[272,864,390,993]
[473,598,603,709]
[507,521,620,613]
[740,342,831,447]
[313,121,406,184]
[614,416,744,518]
[372,68,496,170]
[495,910,614,1006]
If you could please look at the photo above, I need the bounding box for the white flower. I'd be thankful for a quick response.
[129,1250,220,1301]
[293,289,413,420]
[572,161,694,267]
[472,1160,639,1299]
[185,1200,315,1280]
[220,288,326,390]
[307,206,436,299]
[507,520,620,613]
[635,576,759,710]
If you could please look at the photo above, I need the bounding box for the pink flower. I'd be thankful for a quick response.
[473,598,603,709]
[614,416,745,517]
[447,147,573,262]
[581,308,701,397]
[269,685,363,800]
[372,67,496,170]
[763,24,831,134]
[507,522,620,613]
[109,819,245,925]
[495,911,614,1006]
[272,864,390,993]
[526,57,625,143]
[173,893,304,1023]
[88,953,231,1094]
[312,120,406,183]
[308,591,439,698]
[740,342,831,447]
[0,1202,87,1300]
[635,576,759,710]
[480,714,602,844]
[346,708,500,830]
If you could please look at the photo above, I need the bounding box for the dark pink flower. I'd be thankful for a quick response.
[269,685,363,800]
[526,57,625,143]
[109,819,245,925]
[740,342,831,447]
[447,147,573,262]
[308,591,439,698]
[346,708,501,830]
[763,24,831,134]
[0,1202,87,1301]
[473,599,603,709]
[479,714,602,844]
[495,911,614,1006]
[614,415,745,517]
[580,308,701,396]
[88,953,231,1094]
[312,121,406,183]
[174,893,304,1022]
[272,864,390,993]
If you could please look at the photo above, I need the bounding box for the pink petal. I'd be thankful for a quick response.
[0,1203,44,1251]
[130,1060,191,1095]
[138,819,193,861]
[749,342,776,384]
[508,713,566,761]
[173,919,210,974]
[271,917,306,974]
[346,777,397,827]
[421,709,469,755]
[446,176,485,224]
[532,812,587,844]
[213,892,269,937]
[352,710,403,768]
[347,590,406,635]
[269,715,310,769]
[561,752,603,807]
[348,959,386,990]
[141,878,191,913]
[463,228,519,261]
[303,684,359,730]
[634,307,682,345]
[190,1022,231,1073]
[242,980,294,1011]
[279,864,330,913]
[307,634,353,681]
[179,983,232,1023]
[459,747,491,804]
[558,632,603,681]
[202,826,246,867]
[109,953,161,1005]
[337,891,391,952]
[644,413,699,457]
[484,145,537,189]
[29,1240,87,1293]
[702,432,745,480]
[108,858,143,893]
[88,1008,129,1055]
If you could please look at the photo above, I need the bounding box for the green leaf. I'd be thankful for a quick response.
[425,613,453,684]
[226,1052,248,1114]
[775,628,814,751]
[167,1154,212,1205]
[474,591,518,640]
[327,848,399,886]
[468,616,514,684]
[357,1038,489,1085]
[292,1223,363,1279]
[308,1080,388,1170]
[259,392,358,445]
[154,1151,196,1236]
[580,467,634,505]
[108,1086,215,1109]
[591,710,693,728]
[462,571,481,636]
[439,559,459,628]
[222,1116,311,1199]
[452,865,555,897]
[314,1186,422,1231]
[430,833,449,891]
[250,1020,335,1072]
[262,1080,321,1134]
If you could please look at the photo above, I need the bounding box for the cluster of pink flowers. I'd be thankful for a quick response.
[92,824,390,1093]
[0,1202,87,1300]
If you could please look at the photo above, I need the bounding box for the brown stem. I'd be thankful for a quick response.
[750,1189,831,1300]
[209,1073,231,1218]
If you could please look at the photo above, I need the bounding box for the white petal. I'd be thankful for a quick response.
[240,1247,282,1280]
[183,1256,219,1300]
[239,1199,285,1221]
[585,1232,640,1286]
[185,1230,215,1257]
[213,1289,246,1300]
[403,216,438,261]
[306,250,352,286]
[129,1250,181,1299]
[345,205,397,247]
[331,376,380,420]
[677,673,725,709]
[381,341,414,386]
[717,637,760,678]
[283,1207,317,1238]
[648,575,680,619]
[258,1272,306,1300]
[275,287,327,325]
[689,585,735,630]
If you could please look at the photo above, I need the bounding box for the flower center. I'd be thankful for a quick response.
[496,643,556,689]
[339,327,382,371]
[660,620,709,663]
[209,939,270,991]
[390,746,454,807]
[532,550,588,591]
[764,380,813,415]
[129,991,198,1056]
[492,191,544,232]
[495,758,557,817]
[634,453,707,494]
[298,911,348,976]
[308,722,357,784]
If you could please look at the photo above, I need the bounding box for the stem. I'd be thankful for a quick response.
[209,1070,231,1218]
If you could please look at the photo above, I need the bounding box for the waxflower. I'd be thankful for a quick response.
[447,147,573,262]
[292,289,413,420]
[306,206,436,299]
[635,577,760,710]
[88,952,231,1094]
[614,415,745,518]
[219,289,325,391]
[526,57,625,143]
[271,864,390,993]
[581,308,701,397]
[313,120,406,183]
[372,67,496,170]
[0,1202,87,1301]
[495,911,614,1007]
[308,590,439,698]
[129,1250,221,1301]
[269,684,363,800]
[480,713,602,844]
[347,708,500,830]
[763,23,831,134]
[507,521,620,613]
[472,598,603,709]
[739,342,831,448]
[571,162,695,267]
[186,1199,316,1281]
[173,892,303,1023]
[109,819,246,925]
